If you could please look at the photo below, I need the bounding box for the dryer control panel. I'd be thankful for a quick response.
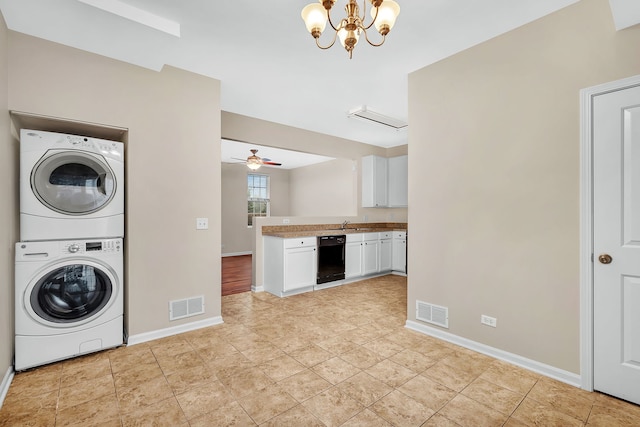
[63,239,122,254]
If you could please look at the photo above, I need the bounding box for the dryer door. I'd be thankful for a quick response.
[31,151,116,215]
[29,263,114,324]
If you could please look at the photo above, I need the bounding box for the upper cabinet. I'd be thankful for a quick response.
[362,155,407,208]
[387,155,408,207]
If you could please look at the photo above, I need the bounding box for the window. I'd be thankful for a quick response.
[247,174,269,226]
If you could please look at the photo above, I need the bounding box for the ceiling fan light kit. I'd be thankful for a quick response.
[301,0,400,59]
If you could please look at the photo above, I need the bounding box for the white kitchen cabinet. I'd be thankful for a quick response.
[379,232,392,272]
[387,155,408,207]
[362,232,379,275]
[392,231,407,274]
[345,234,363,279]
[362,155,388,208]
[264,236,317,297]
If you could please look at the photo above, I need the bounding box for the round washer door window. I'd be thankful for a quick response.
[31,151,116,215]
[30,263,113,323]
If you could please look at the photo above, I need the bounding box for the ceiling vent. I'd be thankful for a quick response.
[348,106,408,130]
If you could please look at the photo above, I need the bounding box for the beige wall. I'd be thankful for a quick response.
[289,158,358,217]
[0,12,17,380]
[8,32,222,337]
[408,0,640,373]
[221,163,290,255]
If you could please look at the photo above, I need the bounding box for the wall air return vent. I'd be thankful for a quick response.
[416,300,449,328]
[169,296,204,321]
[348,105,408,130]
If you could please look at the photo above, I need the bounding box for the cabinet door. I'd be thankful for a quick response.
[379,239,392,272]
[284,246,316,291]
[362,155,388,207]
[388,155,408,207]
[345,241,363,278]
[362,240,379,275]
[392,238,407,273]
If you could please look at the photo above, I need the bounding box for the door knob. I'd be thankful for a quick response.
[598,254,613,264]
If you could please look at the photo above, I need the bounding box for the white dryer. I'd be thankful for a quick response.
[20,129,124,241]
[15,238,123,371]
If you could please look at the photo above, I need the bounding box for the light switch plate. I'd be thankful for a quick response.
[196,217,208,230]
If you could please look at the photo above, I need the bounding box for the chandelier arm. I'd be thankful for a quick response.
[362,6,379,31]
[326,9,341,32]
[315,30,339,50]
[362,28,386,47]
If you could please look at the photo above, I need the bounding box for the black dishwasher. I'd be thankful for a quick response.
[317,235,346,284]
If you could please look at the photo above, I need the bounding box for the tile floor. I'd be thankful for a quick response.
[1,275,639,426]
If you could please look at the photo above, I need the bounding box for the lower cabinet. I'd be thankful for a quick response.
[264,236,317,296]
[392,231,407,274]
[345,234,363,279]
[362,233,379,276]
[379,232,392,272]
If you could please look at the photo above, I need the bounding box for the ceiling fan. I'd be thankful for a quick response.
[233,149,282,170]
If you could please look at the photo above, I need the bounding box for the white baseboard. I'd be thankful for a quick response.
[222,251,252,257]
[405,320,581,388]
[251,285,264,292]
[127,316,223,346]
[0,366,15,409]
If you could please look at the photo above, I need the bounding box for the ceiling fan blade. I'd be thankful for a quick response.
[231,157,248,161]
[263,161,281,166]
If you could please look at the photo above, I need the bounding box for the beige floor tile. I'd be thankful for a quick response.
[108,344,156,373]
[113,361,164,391]
[586,403,640,426]
[526,376,596,422]
[218,366,274,399]
[55,393,121,427]
[120,396,188,427]
[390,348,440,373]
[276,369,332,402]
[189,401,256,427]
[421,413,463,426]
[370,389,435,427]
[316,335,361,355]
[438,394,508,427]
[58,373,115,409]
[149,337,194,359]
[510,396,584,427]
[241,342,285,364]
[336,371,393,406]
[311,356,361,384]
[165,363,216,394]
[258,354,306,381]
[461,378,525,415]
[289,343,333,367]
[361,337,405,358]
[237,383,298,424]
[116,374,174,414]
[366,358,417,388]
[205,352,254,378]
[422,359,479,392]
[479,360,540,394]
[302,387,365,427]
[341,409,392,426]
[155,349,205,376]
[260,404,325,427]
[0,389,58,427]
[340,345,386,369]
[7,363,62,398]
[399,374,457,411]
[175,380,235,420]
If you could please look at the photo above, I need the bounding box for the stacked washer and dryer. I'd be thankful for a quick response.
[15,129,125,371]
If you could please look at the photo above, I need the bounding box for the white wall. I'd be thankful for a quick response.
[8,32,222,338]
[408,0,640,373]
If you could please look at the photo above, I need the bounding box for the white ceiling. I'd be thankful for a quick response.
[221,139,335,170]
[0,0,595,148]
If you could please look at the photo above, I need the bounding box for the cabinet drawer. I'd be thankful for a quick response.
[362,232,379,241]
[393,231,407,239]
[284,237,316,248]
[379,231,392,240]
[346,233,363,243]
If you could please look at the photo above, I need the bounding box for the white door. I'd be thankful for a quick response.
[593,84,640,405]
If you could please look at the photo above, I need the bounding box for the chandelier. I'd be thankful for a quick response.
[301,0,400,59]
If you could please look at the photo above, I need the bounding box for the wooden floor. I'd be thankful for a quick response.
[221,254,252,296]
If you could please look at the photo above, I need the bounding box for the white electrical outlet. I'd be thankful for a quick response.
[481,315,497,328]
[283,218,290,224]
[196,217,208,230]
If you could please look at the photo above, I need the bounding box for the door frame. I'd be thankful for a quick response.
[579,73,640,392]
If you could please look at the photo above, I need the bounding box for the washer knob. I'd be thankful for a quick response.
[68,244,80,253]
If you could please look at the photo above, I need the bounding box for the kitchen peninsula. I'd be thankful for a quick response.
[262,222,407,297]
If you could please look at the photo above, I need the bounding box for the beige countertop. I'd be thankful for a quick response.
[262,222,407,238]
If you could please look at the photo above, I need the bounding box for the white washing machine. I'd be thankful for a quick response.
[15,238,123,371]
[20,129,124,241]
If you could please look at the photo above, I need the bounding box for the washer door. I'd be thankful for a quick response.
[29,262,114,324]
[31,151,116,215]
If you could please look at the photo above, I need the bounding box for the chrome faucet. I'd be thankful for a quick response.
[341,220,350,230]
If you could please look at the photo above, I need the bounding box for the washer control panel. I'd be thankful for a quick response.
[63,239,122,254]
